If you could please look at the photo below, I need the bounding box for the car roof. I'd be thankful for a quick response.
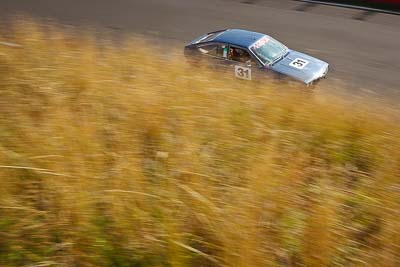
[212,29,265,48]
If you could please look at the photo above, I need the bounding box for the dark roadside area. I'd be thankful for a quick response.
[312,0,400,12]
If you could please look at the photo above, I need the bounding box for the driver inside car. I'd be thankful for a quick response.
[229,47,251,64]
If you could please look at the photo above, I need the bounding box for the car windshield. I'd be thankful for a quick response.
[250,36,287,65]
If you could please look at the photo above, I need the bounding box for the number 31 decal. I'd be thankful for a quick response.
[289,58,309,69]
[235,65,252,80]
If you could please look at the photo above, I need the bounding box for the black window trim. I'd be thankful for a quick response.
[225,44,263,68]
[196,42,264,68]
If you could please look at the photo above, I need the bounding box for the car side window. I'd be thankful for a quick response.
[228,47,252,65]
[197,44,218,56]
[197,44,228,59]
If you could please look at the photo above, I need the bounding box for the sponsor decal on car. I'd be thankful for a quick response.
[253,36,270,49]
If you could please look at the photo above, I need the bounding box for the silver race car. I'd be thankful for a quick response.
[185,29,329,86]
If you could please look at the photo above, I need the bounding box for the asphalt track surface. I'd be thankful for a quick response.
[1,0,399,99]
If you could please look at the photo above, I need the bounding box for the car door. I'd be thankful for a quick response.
[194,43,265,81]
[224,45,265,81]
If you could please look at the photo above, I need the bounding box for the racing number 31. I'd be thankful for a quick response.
[289,58,309,70]
[235,65,252,80]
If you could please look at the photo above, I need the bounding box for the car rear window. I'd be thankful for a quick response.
[194,30,225,44]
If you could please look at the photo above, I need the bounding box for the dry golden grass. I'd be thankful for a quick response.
[0,19,400,267]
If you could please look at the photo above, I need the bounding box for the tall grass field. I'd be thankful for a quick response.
[0,20,399,267]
